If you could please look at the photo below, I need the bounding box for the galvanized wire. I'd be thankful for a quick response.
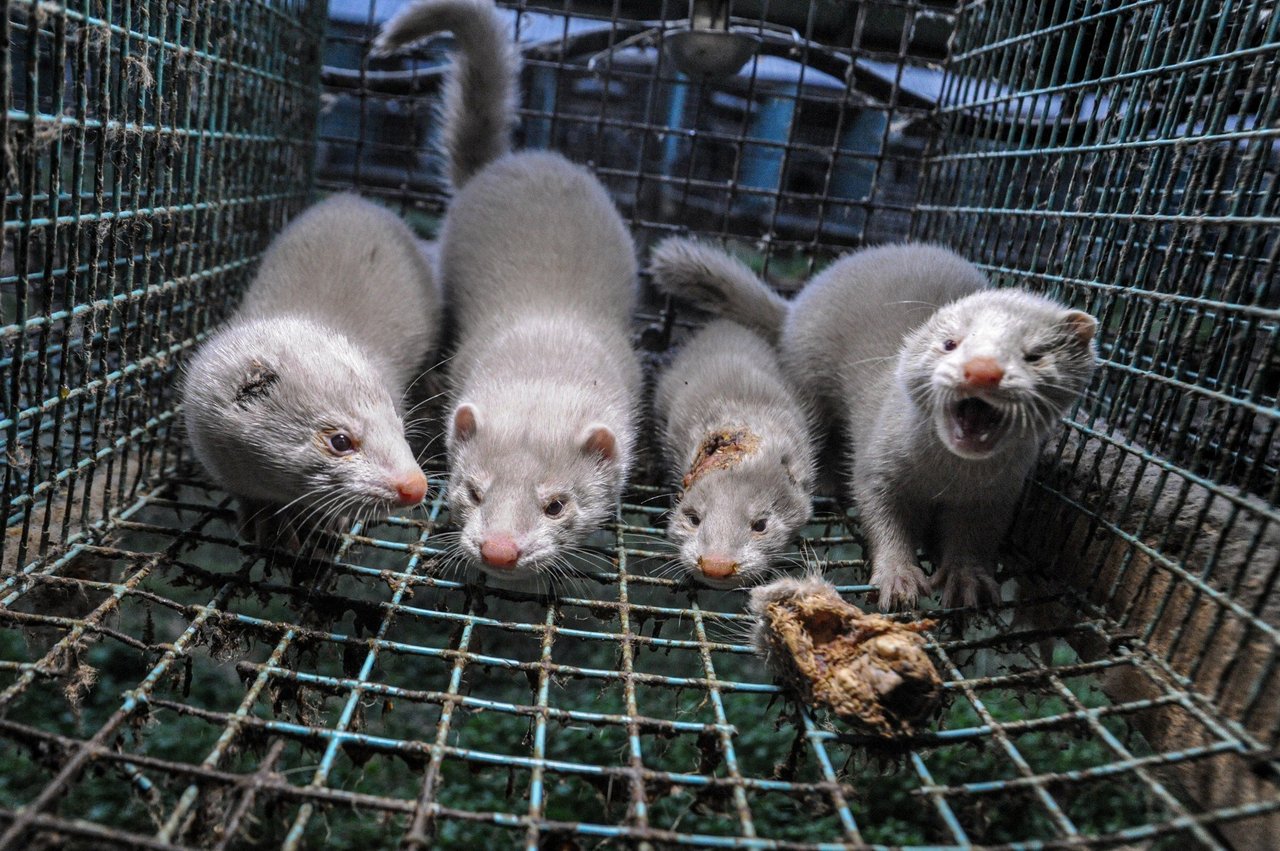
[1,471,1272,847]
[2,0,1279,848]
[1,0,324,573]
[915,0,1280,757]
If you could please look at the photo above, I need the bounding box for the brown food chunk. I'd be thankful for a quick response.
[752,578,942,736]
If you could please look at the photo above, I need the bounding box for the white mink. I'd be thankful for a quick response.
[650,238,1098,610]
[376,0,641,579]
[183,194,442,546]
[654,319,815,588]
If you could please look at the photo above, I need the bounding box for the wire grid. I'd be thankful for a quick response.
[1,0,325,572]
[2,0,1279,848]
[318,0,950,281]
[4,470,1272,849]
[914,0,1280,799]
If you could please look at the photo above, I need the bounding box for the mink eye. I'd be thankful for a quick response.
[544,498,566,518]
[942,339,958,352]
[466,482,483,504]
[325,431,356,456]
[685,509,701,527]
[751,518,768,533]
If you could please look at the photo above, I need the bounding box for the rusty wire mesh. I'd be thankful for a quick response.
[2,0,1279,848]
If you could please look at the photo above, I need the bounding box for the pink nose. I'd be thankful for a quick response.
[963,356,1004,388]
[480,535,521,569]
[394,471,428,506]
[698,556,738,580]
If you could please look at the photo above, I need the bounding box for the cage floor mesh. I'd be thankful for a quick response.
[1,466,1274,849]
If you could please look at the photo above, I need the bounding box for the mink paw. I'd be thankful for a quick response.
[933,565,1001,609]
[871,562,931,611]
[237,499,345,554]
[237,500,301,551]
[255,514,303,552]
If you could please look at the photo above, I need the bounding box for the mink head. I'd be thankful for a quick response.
[445,401,625,578]
[668,450,811,589]
[897,289,1098,460]
[183,318,427,526]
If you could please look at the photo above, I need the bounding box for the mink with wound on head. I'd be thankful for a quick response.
[183,194,441,547]
[376,0,641,580]
[651,238,1098,610]
[652,317,815,588]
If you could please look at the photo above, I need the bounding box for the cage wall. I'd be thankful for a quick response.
[319,0,950,278]
[914,1,1280,834]
[2,1,1279,849]
[1,0,326,573]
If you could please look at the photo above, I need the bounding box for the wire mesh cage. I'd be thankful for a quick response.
[3,0,1279,848]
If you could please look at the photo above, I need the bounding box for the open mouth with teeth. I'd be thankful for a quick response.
[942,397,1011,457]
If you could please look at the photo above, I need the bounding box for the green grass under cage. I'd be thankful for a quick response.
[0,483,1182,848]
[0,622,1167,848]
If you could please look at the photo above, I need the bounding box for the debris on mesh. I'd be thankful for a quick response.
[682,428,761,489]
[749,575,942,737]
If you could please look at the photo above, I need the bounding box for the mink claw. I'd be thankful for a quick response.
[871,563,931,612]
[933,564,1002,610]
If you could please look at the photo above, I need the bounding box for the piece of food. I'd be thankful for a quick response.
[749,575,942,736]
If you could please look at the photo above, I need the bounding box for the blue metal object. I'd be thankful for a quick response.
[830,108,887,209]
[661,70,693,182]
[735,94,794,217]
[525,64,557,150]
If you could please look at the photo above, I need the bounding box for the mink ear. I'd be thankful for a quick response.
[233,359,279,407]
[779,452,801,488]
[579,424,617,463]
[452,403,479,443]
[1063,310,1098,345]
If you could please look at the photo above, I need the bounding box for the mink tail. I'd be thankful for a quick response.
[648,237,790,344]
[372,0,519,189]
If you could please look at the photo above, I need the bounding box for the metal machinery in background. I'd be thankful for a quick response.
[2,1,1278,848]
